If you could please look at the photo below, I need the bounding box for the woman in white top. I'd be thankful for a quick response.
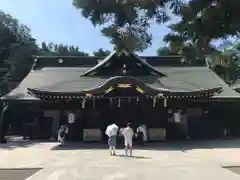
[122,123,134,156]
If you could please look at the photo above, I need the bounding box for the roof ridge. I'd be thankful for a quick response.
[81,49,167,77]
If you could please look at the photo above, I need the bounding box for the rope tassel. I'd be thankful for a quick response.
[109,98,113,108]
[136,97,139,105]
[153,98,156,107]
[118,98,121,107]
[82,98,86,108]
[164,98,167,107]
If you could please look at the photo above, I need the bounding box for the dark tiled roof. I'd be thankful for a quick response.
[2,66,239,100]
[81,50,167,76]
[32,55,205,70]
[2,48,238,100]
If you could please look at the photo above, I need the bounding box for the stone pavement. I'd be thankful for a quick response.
[1,139,240,180]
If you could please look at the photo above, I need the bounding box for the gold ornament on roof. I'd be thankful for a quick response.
[136,86,145,94]
[86,93,92,98]
[105,86,114,94]
[117,84,131,88]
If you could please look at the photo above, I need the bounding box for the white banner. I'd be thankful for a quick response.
[68,112,75,124]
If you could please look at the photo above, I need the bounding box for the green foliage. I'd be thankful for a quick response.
[72,0,183,51]
[175,0,240,39]
[158,0,240,68]
[92,48,110,57]
[39,42,89,56]
[0,10,90,95]
[206,40,240,83]
[157,46,178,56]
[0,11,39,94]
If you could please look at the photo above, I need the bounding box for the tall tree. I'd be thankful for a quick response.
[93,48,110,57]
[72,0,183,52]
[158,0,240,64]
[208,40,240,83]
[39,42,89,56]
[156,46,179,56]
[161,21,216,63]
[0,11,39,95]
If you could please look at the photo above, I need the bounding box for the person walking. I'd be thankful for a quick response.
[57,125,68,145]
[122,123,134,157]
[136,124,148,145]
[105,123,119,156]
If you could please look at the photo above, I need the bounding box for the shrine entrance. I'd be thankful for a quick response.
[95,97,168,143]
[107,102,143,127]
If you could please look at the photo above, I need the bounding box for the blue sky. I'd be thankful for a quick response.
[0,0,177,55]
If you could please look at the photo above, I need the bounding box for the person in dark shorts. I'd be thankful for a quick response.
[108,134,117,155]
[105,124,119,156]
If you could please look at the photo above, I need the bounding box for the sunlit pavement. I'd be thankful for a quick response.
[1,139,240,180]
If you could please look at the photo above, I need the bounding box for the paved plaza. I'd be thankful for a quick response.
[1,139,240,180]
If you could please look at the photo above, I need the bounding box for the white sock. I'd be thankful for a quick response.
[125,148,128,155]
[112,147,116,154]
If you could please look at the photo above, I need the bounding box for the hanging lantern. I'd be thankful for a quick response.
[118,98,121,107]
[164,98,167,107]
[153,98,156,107]
[82,98,86,108]
[68,112,75,124]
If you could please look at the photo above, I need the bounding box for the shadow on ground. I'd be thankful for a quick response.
[116,154,151,159]
[2,136,240,151]
[223,166,240,175]
[0,136,55,150]
[51,138,240,152]
[0,168,42,180]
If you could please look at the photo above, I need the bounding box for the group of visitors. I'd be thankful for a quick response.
[105,123,147,157]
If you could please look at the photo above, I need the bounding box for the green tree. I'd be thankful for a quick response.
[208,41,240,83]
[0,11,39,95]
[72,0,183,52]
[179,0,240,39]
[157,46,173,56]
[161,22,216,63]
[39,42,89,56]
[158,0,240,65]
[93,48,110,57]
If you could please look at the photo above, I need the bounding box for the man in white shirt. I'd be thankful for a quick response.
[122,123,134,156]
